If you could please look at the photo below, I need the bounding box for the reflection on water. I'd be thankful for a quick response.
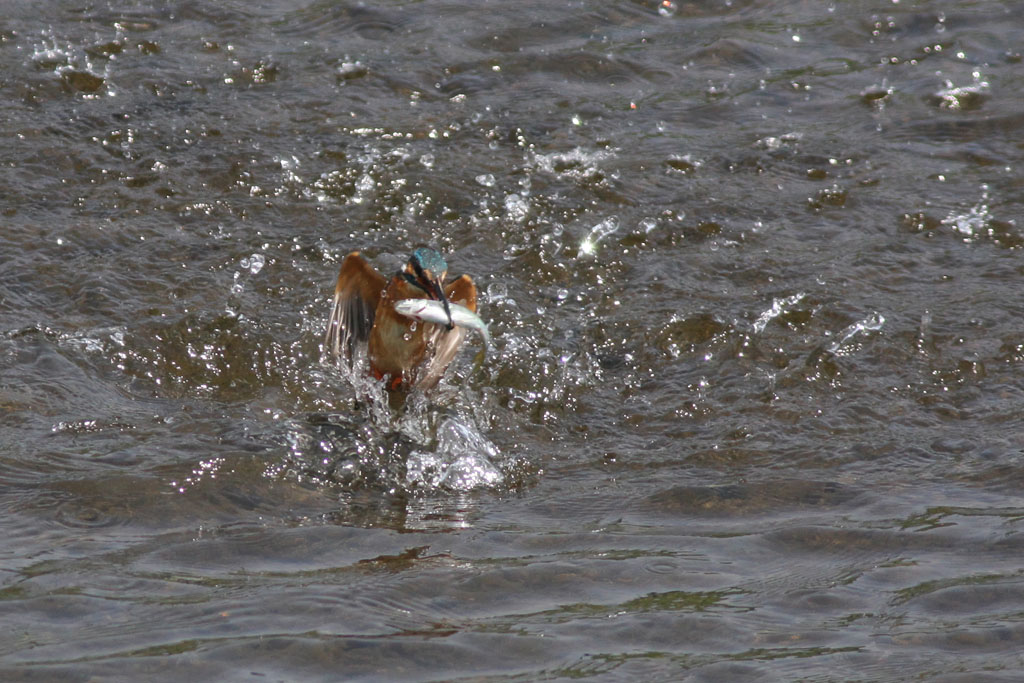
[3,0,1024,679]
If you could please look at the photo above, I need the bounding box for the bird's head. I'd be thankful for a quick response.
[402,248,453,330]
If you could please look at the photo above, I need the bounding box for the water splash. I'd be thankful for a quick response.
[353,172,376,203]
[941,184,992,240]
[756,132,802,151]
[530,147,615,180]
[753,293,806,334]
[307,331,507,493]
[59,326,127,355]
[826,312,885,355]
[933,74,989,111]
[243,253,266,275]
[228,252,267,314]
[504,193,529,223]
[30,29,114,97]
[406,417,504,490]
[487,282,512,306]
[579,216,620,256]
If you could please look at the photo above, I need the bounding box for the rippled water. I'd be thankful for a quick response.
[3,0,1024,680]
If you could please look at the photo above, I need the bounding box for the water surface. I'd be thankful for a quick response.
[3,0,1024,680]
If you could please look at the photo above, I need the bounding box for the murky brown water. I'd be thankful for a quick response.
[3,0,1024,680]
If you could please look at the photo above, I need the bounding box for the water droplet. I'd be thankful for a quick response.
[356,173,375,193]
[579,216,620,256]
[248,253,265,275]
[487,282,508,303]
[504,193,529,223]
[475,173,495,187]
[658,0,677,17]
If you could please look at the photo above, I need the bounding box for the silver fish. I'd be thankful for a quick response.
[394,298,490,345]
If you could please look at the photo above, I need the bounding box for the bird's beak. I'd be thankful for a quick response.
[429,276,454,331]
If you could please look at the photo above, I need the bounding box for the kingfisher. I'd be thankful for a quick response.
[325,248,478,391]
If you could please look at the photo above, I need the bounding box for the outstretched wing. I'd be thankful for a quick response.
[325,252,387,361]
[416,274,478,389]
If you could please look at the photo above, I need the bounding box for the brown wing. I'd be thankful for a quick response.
[415,275,478,389]
[325,252,387,361]
[445,275,477,311]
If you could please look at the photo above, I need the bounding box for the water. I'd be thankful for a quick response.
[3,0,1024,679]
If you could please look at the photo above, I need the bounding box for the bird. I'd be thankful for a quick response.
[325,248,478,391]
